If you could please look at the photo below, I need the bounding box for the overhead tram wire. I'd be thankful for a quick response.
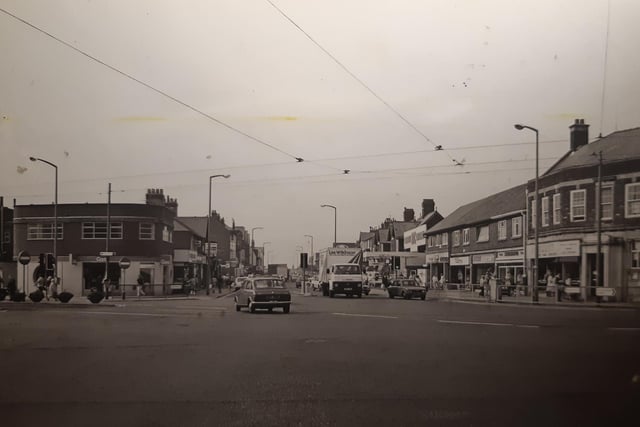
[0,7,305,163]
[265,0,461,165]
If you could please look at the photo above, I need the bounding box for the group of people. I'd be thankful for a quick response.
[35,275,59,301]
[430,274,447,289]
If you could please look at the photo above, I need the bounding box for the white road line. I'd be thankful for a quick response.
[332,312,398,319]
[607,327,640,331]
[75,311,168,317]
[437,319,540,328]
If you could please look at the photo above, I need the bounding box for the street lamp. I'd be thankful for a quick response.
[206,174,230,294]
[320,204,337,246]
[29,157,58,285]
[262,242,271,270]
[304,234,314,268]
[251,227,263,268]
[514,124,539,302]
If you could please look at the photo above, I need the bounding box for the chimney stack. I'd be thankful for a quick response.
[403,207,415,222]
[145,188,166,207]
[165,196,178,215]
[570,118,589,151]
[422,199,435,218]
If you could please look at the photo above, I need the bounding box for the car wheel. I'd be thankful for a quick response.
[329,291,335,298]
[235,303,241,312]
[268,307,273,313]
[356,292,362,298]
[249,301,256,313]
[283,305,290,314]
[420,295,426,301]
[389,293,394,299]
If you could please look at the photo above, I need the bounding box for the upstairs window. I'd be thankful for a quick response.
[436,234,442,246]
[452,230,460,247]
[498,220,507,240]
[625,183,640,218]
[442,233,448,246]
[162,225,173,243]
[512,216,522,238]
[82,222,122,239]
[552,193,561,225]
[570,189,586,222]
[27,223,63,240]
[601,185,613,220]
[476,226,489,243]
[531,199,537,229]
[541,197,550,227]
[139,223,155,240]
[462,228,470,245]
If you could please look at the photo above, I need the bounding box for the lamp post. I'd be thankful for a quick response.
[593,151,603,290]
[262,242,271,271]
[251,227,263,270]
[514,124,539,302]
[320,204,337,246]
[29,157,58,286]
[304,234,314,269]
[206,174,230,295]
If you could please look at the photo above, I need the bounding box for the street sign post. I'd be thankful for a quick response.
[99,251,116,257]
[119,258,131,300]
[18,251,30,294]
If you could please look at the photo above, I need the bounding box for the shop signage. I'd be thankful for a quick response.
[496,250,523,262]
[327,248,359,256]
[425,252,448,263]
[472,253,496,264]
[526,240,580,259]
[450,256,470,266]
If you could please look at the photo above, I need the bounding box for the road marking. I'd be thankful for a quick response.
[332,312,398,319]
[437,319,540,328]
[608,327,640,332]
[75,311,168,317]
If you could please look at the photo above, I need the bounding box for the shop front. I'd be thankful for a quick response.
[495,250,525,287]
[425,252,448,286]
[471,253,496,286]
[527,239,581,294]
[450,256,470,288]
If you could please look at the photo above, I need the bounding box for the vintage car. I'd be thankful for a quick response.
[234,276,291,313]
[387,279,426,300]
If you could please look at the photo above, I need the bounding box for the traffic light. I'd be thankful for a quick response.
[393,257,400,269]
[39,253,45,268]
[300,253,308,269]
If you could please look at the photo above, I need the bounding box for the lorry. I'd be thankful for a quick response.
[268,264,289,280]
[317,247,364,298]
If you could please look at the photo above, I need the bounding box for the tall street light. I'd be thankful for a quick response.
[262,242,271,270]
[304,234,314,268]
[320,204,337,246]
[251,227,263,269]
[514,124,539,302]
[29,157,58,284]
[207,174,230,295]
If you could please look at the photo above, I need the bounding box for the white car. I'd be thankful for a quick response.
[233,277,247,290]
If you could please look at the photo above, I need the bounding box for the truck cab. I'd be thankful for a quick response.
[323,263,363,298]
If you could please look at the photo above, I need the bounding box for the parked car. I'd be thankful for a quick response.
[234,276,291,313]
[387,279,426,300]
[233,276,247,291]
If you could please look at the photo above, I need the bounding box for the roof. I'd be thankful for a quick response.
[359,231,375,242]
[173,218,204,236]
[175,217,208,237]
[427,183,527,234]
[546,127,640,174]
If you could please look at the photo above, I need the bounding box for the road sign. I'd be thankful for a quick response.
[99,251,116,257]
[18,250,30,265]
[119,257,131,270]
[96,256,106,262]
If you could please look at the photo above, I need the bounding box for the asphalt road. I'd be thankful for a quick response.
[1,286,640,426]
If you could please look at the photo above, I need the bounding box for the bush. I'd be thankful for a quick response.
[58,292,74,303]
[10,292,26,302]
[87,292,104,304]
[0,288,7,301]
[29,289,45,302]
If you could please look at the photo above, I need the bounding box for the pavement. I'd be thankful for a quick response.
[1,283,639,426]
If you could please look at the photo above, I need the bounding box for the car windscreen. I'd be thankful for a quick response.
[254,279,284,289]
[397,281,416,287]
[334,265,360,274]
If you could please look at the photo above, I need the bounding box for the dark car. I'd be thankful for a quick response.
[388,279,426,300]
[234,276,291,313]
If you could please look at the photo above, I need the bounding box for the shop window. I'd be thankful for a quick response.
[498,220,507,240]
[541,197,550,227]
[552,193,561,225]
[452,230,460,247]
[626,183,640,218]
[512,216,522,238]
[570,189,586,222]
[27,223,63,240]
[476,226,489,243]
[601,185,613,220]
[82,222,122,239]
[139,223,155,240]
[462,228,470,245]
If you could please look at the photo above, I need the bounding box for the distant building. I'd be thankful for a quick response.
[0,197,16,282]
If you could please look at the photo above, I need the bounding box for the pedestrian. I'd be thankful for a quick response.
[49,277,59,301]
[216,275,222,294]
[439,273,446,289]
[102,277,110,299]
[45,276,53,301]
[479,274,486,296]
[136,275,145,298]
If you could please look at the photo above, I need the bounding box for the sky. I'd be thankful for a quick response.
[1,0,639,266]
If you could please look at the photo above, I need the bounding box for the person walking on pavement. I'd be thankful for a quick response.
[216,274,222,294]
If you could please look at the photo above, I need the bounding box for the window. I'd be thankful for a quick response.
[570,189,586,222]
[27,223,63,240]
[162,225,173,243]
[601,185,613,220]
[436,234,442,246]
[553,193,561,225]
[512,216,522,238]
[428,236,434,248]
[82,222,122,239]
[541,197,550,227]
[3,230,10,244]
[452,230,460,246]
[462,228,470,245]
[498,220,507,240]
[139,223,155,240]
[476,226,489,243]
[531,199,536,229]
[442,233,448,246]
[626,183,640,218]
[632,240,640,269]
